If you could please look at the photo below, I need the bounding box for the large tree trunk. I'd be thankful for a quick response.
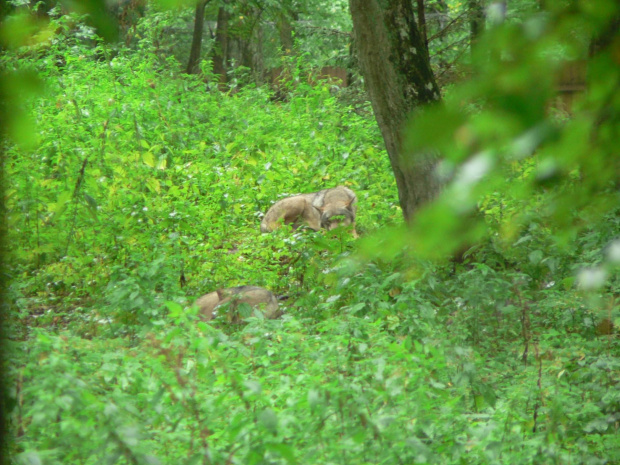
[349,0,442,222]
[186,0,209,75]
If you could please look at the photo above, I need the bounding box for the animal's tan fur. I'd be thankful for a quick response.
[260,186,358,236]
[195,286,280,323]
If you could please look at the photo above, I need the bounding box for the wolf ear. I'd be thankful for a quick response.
[345,198,355,209]
[216,289,225,300]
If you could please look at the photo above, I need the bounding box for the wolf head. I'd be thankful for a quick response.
[319,204,356,231]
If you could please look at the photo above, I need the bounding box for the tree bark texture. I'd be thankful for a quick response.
[416,0,428,51]
[186,0,209,74]
[349,0,442,221]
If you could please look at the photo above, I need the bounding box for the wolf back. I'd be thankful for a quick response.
[195,286,280,323]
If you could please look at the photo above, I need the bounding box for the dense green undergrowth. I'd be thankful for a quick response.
[5,23,397,333]
[3,6,620,465]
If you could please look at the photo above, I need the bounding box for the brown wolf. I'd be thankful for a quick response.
[195,286,281,323]
[260,186,358,236]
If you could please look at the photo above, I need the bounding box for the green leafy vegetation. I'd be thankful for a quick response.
[2,1,619,465]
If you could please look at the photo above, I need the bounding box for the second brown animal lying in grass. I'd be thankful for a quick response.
[195,286,281,323]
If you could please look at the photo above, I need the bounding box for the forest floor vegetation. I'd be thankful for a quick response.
[3,10,619,465]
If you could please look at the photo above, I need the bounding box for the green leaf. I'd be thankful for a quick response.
[146,178,160,193]
[308,389,321,409]
[258,408,278,434]
[49,191,73,216]
[143,152,155,168]
[264,443,298,464]
[164,301,184,319]
[237,302,254,318]
[528,250,543,264]
[83,193,99,220]
[345,303,366,314]
[244,380,262,396]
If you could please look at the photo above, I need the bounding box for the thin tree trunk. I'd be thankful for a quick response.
[248,7,265,85]
[469,0,484,55]
[588,15,620,142]
[349,0,442,221]
[186,0,209,74]
[212,4,230,84]
[277,12,294,56]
